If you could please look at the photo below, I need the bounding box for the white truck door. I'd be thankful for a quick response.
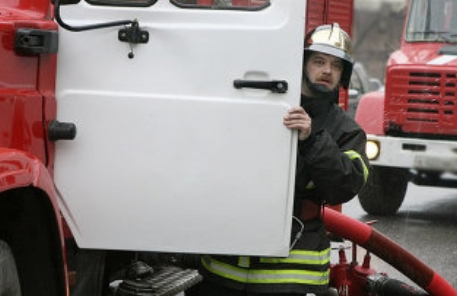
[55,0,305,257]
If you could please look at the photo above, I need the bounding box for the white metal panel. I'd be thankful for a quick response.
[55,0,305,256]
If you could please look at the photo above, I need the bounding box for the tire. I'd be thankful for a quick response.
[0,240,21,296]
[358,166,409,215]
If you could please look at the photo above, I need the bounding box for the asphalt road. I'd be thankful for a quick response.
[341,182,457,291]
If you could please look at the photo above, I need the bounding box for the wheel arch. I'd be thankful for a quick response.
[0,148,68,296]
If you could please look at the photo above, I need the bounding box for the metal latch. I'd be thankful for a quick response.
[234,79,288,93]
[118,20,149,58]
[118,21,149,44]
[14,28,58,55]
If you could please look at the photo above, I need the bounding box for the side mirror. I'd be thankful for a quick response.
[349,89,359,100]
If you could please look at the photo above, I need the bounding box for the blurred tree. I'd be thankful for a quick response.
[353,0,407,82]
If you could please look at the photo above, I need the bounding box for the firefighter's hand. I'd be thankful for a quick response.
[283,107,312,141]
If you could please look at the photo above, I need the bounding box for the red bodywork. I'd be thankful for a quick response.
[357,0,457,138]
[0,8,56,167]
[0,2,58,192]
[0,0,67,295]
[354,91,386,135]
[305,0,354,36]
[384,42,457,136]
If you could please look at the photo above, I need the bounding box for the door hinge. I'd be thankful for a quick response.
[14,28,58,55]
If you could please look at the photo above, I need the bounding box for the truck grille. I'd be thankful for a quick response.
[385,67,457,137]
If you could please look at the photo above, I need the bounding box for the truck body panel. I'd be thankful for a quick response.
[0,7,57,166]
[384,60,457,137]
[305,0,353,35]
[355,91,385,135]
[54,0,305,256]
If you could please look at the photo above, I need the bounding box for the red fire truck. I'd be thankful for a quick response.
[356,0,457,215]
[1,0,456,296]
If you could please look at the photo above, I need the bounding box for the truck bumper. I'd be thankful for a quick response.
[366,134,457,172]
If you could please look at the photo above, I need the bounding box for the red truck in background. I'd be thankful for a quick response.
[356,0,457,215]
[0,1,354,295]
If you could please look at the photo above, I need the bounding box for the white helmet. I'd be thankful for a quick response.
[304,23,354,89]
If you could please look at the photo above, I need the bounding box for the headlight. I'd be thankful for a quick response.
[366,140,380,160]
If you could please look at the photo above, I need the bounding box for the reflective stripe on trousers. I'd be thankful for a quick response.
[201,248,330,286]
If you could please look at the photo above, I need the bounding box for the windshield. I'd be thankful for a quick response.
[405,0,457,42]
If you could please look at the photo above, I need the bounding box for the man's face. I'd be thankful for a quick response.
[302,52,343,95]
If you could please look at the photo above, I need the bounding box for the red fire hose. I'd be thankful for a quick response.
[323,208,457,296]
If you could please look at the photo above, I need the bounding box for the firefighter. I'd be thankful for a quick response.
[198,23,370,296]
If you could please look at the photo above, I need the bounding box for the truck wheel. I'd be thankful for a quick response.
[358,166,409,215]
[0,240,21,296]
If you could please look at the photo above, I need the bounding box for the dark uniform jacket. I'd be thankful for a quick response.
[200,95,370,295]
[296,95,369,208]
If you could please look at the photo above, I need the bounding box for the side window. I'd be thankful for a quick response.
[170,0,270,10]
[86,0,158,7]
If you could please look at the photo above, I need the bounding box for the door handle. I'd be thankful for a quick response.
[234,80,288,93]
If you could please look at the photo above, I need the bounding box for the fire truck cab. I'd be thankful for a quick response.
[355,0,457,215]
[0,0,356,295]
